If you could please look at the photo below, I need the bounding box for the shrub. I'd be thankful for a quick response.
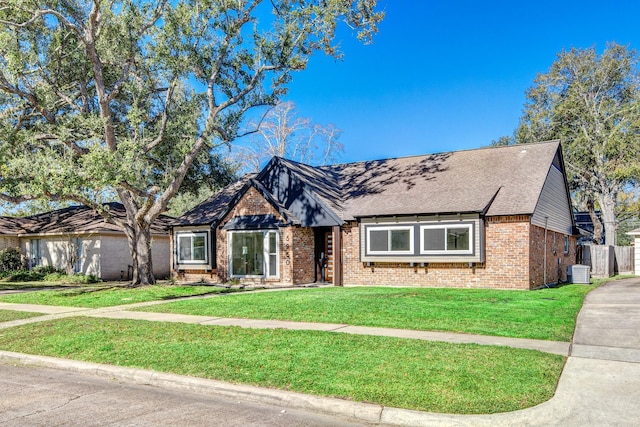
[0,247,24,272]
[33,265,64,275]
[2,270,46,282]
[43,272,100,284]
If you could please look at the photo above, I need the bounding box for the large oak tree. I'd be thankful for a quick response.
[0,0,383,285]
[516,43,640,245]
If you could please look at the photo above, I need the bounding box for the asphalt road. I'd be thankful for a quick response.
[0,363,373,427]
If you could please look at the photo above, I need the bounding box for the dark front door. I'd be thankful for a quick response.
[314,228,333,283]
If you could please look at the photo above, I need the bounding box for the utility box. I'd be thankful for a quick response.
[568,265,591,284]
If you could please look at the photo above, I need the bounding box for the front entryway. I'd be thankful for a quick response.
[314,228,333,283]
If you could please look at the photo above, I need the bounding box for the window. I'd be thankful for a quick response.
[420,224,473,254]
[564,236,570,254]
[177,232,208,263]
[366,226,413,255]
[230,231,278,277]
[30,239,42,268]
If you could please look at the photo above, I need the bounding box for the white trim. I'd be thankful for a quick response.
[176,231,209,264]
[420,224,473,255]
[229,230,279,279]
[366,225,414,255]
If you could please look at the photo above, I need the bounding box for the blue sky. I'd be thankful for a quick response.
[282,0,640,163]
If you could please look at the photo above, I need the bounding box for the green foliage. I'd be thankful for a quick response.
[0,0,384,284]
[43,272,101,284]
[0,247,24,271]
[0,285,231,307]
[0,317,564,414]
[140,285,594,341]
[516,43,640,244]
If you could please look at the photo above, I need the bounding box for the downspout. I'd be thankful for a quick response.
[543,216,548,286]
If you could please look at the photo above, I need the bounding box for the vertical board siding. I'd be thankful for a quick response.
[531,165,573,234]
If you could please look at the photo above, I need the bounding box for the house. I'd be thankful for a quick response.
[172,141,577,289]
[0,203,172,280]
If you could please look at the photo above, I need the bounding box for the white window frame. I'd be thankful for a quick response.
[176,232,209,264]
[229,230,279,278]
[366,225,414,255]
[564,235,570,254]
[420,224,473,255]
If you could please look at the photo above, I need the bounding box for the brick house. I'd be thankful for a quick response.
[172,141,577,289]
[0,203,171,280]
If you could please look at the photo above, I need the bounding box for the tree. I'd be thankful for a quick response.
[0,0,383,285]
[516,43,640,245]
[235,101,343,172]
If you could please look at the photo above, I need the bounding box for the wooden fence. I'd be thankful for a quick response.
[578,245,635,278]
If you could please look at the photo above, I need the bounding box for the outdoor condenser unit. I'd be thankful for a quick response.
[568,265,590,284]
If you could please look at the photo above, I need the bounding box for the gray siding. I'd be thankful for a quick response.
[531,165,574,234]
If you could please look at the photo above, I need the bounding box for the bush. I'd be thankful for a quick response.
[44,272,100,284]
[0,247,24,272]
[33,265,63,275]
[1,270,46,282]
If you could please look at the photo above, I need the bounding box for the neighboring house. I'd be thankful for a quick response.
[172,141,577,289]
[0,203,172,280]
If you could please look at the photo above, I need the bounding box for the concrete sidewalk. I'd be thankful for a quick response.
[1,278,640,426]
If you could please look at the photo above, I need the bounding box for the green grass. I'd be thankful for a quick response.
[0,285,236,308]
[137,285,594,341]
[0,309,43,322]
[0,317,564,414]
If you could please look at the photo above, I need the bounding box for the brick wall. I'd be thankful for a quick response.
[529,224,577,287]
[216,187,299,286]
[291,227,315,284]
[342,216,537,289]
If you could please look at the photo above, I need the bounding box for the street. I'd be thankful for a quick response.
[0,363,373,427]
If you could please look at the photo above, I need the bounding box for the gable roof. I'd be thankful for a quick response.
[176,140,566,227]
[326,141,561,220]
[173,175,255,226]
[0,203,172,236]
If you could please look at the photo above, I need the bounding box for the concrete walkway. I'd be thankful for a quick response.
[1,278,640,426]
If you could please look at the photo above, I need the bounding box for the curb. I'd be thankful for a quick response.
[0,350,388,425]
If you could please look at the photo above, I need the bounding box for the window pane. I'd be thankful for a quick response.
[178,236,192,261]
[268,254,277,277]
[370,230,388,251]
[192,235,206,261]
[268,232,277,254]
[423,228,445,251]
[447,227,470,251]
[390,229,410,251]
[231,232,264,276]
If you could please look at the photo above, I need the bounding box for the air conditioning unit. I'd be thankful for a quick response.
[568,265,590,284]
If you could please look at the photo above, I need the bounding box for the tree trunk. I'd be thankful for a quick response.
[586,197,604,244]
[598,192,618,246]
[124,220,155,286]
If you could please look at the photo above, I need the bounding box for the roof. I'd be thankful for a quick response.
[323,141,561,220]
[176,141,565,226]
[173,176,255,226]
[0,203,172,236]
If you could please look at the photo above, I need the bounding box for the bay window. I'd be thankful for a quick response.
[230,230,278,278]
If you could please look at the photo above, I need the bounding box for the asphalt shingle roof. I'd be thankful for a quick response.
[0,203,172,236]
[175,141,563,226]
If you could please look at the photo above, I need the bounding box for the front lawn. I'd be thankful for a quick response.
[137,285,594,341]
[0,285,235,308]
[0,317,564,414]
[0,309,43,322]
